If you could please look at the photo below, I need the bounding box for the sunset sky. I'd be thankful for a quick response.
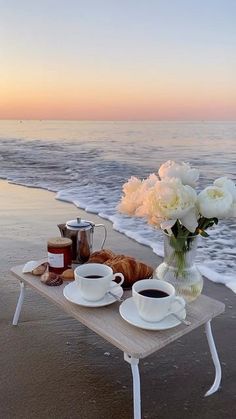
[0,0,235,120]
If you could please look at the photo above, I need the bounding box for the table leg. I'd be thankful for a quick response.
[204,320,222,396]
[124,353,141,419]
[12,281,25,326]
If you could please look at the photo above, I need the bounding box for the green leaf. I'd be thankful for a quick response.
[200,230,209,237]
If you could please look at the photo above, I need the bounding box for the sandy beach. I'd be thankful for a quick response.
[0,179,235,419]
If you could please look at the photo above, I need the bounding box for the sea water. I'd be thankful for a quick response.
[0,120,235,289]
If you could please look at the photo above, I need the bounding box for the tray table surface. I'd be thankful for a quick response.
[11,265,225,359]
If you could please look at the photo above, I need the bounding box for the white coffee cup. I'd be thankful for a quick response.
[74,263,124,302]
[132,279,185,322]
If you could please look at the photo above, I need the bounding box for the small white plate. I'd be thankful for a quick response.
[119,297,186,331]
[63,281,123,307]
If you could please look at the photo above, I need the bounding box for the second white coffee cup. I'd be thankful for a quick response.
[132,279,185,322]
[74,263,124,302]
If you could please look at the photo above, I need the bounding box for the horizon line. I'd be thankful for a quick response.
[1,118,236,123]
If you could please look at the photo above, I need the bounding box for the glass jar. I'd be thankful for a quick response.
[47,237,72,274]
[154,232,203,303]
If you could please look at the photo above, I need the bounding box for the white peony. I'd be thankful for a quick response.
[142,177,198,232]
[214,177,236,201]
[122,176,142,195]
[118,176,142,216]
[213,178,236,218]
[143,173,159,188]
[158,160,199,187]
[133,173,158,215]
[119,174,159,218]
[197,186,233,219]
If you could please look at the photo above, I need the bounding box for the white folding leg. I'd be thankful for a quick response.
[124,353,141,419]
[204,320,222,396]
[12,281,25,326]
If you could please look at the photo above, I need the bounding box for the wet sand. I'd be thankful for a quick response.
[0,180,235,419]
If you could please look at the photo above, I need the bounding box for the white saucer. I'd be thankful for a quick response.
[119,297,186,331]
[63,281,123,307]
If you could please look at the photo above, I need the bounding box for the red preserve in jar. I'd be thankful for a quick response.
[47,237,72,274]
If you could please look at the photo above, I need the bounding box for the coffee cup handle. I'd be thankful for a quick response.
[170,296,185,313]
[112,273,124,286]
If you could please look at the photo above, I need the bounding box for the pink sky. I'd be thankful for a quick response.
[1,1,235,120]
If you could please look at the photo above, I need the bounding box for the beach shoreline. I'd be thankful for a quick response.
[0,180,235,419]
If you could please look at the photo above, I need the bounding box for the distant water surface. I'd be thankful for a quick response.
[0,120,235,288]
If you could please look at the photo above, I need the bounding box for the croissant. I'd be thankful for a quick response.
[88,249,115,264]
[105,256,153,288]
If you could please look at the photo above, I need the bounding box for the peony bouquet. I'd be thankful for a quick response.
[118,161,236,277]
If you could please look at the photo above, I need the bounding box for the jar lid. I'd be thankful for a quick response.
[66,218,92,230]
[47,237,72,248]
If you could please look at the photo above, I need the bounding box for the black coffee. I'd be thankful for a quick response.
[139,289,169,298]
[84,275,103,279]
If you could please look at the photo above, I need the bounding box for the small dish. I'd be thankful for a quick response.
[22,258,48,273]
[119,297,186,331]
[63,281,123,307]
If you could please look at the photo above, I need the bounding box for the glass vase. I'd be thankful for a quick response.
[154,233,203,303]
